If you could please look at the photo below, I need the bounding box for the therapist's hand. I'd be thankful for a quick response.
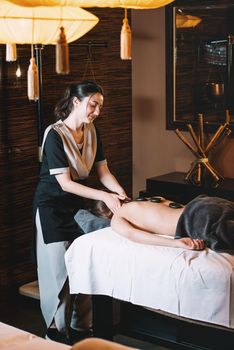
[117,192,131,203]
[102,191,123,214]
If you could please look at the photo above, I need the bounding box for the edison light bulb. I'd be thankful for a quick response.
[16,65,22,78]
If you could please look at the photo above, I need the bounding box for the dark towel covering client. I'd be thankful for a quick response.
[175,195,234,252]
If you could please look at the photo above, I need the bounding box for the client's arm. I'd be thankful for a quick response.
[111,206,204,251]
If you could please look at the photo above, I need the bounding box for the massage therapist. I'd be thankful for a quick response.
[33,80,129,343]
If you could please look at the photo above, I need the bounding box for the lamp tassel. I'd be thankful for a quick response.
[56,26,70,74]
[120,9,132,60]
[6,43,17,62]
[27,46,39,101]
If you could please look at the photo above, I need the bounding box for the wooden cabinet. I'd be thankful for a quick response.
[142,172,234,204]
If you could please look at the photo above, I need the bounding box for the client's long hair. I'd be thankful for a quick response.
[89,200,113,219]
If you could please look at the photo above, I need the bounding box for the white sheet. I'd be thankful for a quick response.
[65,227,234,328]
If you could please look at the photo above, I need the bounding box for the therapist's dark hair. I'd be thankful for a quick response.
[54,80,104,120]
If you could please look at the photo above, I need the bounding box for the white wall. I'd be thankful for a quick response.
[132,8,193,197]
[132,8,234,197]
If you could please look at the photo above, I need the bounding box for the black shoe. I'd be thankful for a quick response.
[69,327,93,344]
[45,328,72,345]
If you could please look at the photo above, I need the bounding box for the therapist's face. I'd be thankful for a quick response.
[76,93,104,124]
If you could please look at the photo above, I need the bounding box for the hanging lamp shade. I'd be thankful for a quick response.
[6,1,174,61]
[6,0,175,10]
[0,1,99,45]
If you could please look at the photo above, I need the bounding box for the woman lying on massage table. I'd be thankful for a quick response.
[91,195,234,252]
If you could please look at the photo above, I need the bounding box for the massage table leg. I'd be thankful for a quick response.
[92,295,113,340]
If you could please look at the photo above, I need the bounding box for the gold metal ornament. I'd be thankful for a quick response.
[175,111,232,185]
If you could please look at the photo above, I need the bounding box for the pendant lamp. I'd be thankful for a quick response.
[6,0,175,60]
[0,1,99,99]
[0,1,99,45]
[6,1,174,9]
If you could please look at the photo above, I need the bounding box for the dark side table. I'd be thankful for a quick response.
[141,171,234,204]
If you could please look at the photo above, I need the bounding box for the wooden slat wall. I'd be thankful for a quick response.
[0,8,132,289]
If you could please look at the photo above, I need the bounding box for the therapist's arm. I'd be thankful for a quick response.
[96,163,130,200]
[55,172,121,213]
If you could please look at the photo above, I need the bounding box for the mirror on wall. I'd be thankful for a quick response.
[166,0,234,132]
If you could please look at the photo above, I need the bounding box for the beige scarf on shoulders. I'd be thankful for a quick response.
[42,120,97,180]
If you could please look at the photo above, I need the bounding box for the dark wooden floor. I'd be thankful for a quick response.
[0,288,46,337]
[2,288,234,350]
[0,288,170,350]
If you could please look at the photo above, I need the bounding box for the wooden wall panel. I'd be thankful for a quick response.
[0,8,132,289]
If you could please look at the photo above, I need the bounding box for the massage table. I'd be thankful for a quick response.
[65,227,234,349]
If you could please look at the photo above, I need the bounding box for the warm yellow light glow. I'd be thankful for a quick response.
[6,0,175,10]
[181,15,202,28]
[16,65,22,77]
[0,1,99,45]
[175,14,187,28]
[176,14,202,28]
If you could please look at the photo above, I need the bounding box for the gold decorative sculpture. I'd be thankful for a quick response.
[175,111,232,185]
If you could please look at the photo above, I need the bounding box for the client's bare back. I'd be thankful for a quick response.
[92,196,204,250]
[119,200,185,237]
[112,198,205,250]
